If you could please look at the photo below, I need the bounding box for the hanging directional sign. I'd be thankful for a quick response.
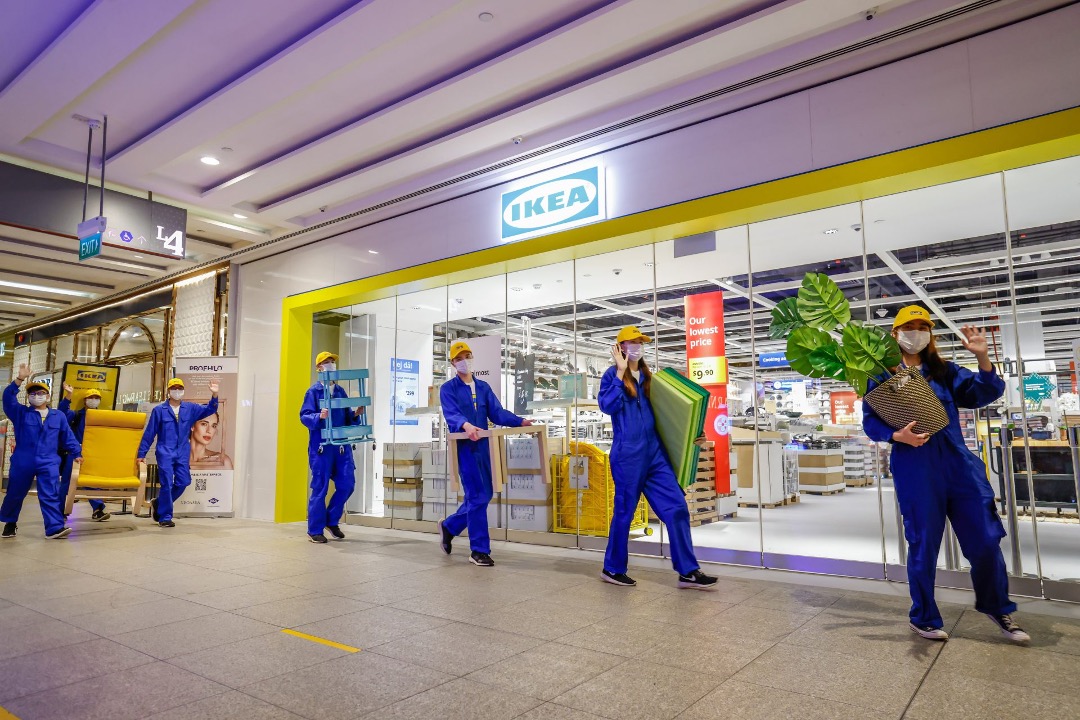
[1020,374,1056,404]
[77,216,106,262]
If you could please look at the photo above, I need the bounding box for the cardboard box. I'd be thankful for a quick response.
[383,500,422,520]
[505,435,544,470]
[503,501,552,532]
[422,476,452,501]
[383,486,422,503]
[798,468,845,485]
[382,460,422,479]
[504,472,552,502]
[421,446,449,476]
[797,450,843,468]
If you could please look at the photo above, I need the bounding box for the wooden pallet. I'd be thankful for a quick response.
[802,488,845,496]
[685,479,720,526]
[845,477,873,487]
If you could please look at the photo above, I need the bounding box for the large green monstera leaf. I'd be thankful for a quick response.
[768,297,805,340]
[796,273,851,330]
[808,342,846,380]
[841,323,901,377]
[786,327,834,378]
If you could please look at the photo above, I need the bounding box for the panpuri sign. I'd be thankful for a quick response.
[500,162,605,241]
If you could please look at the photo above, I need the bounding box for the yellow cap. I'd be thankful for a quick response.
[315,351,338,367]
[25,381,49,394]
[167,378,185,390]
[84,389,102,399]
[449,340,472,360]
[616,326,652,344]
[892,306,936,329]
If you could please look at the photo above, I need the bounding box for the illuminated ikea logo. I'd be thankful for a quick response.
[500,164,604,241]
[76,371,107,383]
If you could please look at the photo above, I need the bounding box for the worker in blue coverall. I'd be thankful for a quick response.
[300,351,364,544]
[138,377,219,528]
[863,305,1029,643]
[437,340,532,567]
[58,385,110,521]
[1,364,82,539]
[598,326,717,590]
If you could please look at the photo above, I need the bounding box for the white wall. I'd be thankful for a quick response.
[232,5,1080,520]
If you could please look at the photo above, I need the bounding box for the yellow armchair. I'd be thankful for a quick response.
[66,409,150,517]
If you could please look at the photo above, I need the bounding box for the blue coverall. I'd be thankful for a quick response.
[863,362,1014,629]
[0,382,81,535]
[598,366,700,576]
[300,382,360,535]
[440,375,525,554]
[137,397,218,522]
[57,399,105,514]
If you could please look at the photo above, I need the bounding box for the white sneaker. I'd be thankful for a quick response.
[909,622,949,640]
[986,613,1030,643]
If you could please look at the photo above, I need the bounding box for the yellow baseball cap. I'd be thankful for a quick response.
[167,378,185,390]
[85,389,102,399]
[449,340,472,360]
[615,326,652,344]
[25,381,49,394]
[315,351,338,367]
[892,305,936,329]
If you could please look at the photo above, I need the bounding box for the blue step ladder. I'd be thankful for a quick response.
[318,368,375,446]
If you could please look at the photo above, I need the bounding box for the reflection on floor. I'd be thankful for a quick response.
[2,501,1080,719]
[634,483,1080,581]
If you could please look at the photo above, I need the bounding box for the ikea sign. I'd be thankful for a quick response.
[500,163,605,241]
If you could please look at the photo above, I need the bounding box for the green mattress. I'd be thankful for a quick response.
[650,368,710,488]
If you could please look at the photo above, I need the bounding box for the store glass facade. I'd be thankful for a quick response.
[312,154,1080,603]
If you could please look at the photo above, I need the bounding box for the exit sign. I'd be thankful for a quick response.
[79,232,102,261]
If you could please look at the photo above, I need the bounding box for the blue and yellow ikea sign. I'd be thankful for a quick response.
[500,163,605,241]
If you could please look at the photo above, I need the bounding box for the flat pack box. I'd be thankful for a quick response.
[797,467,846,486]
[383,459,422,479]
[504,472,552,502]
[797,450,843,468]
[421,445,449,477]
[382,501,422,520]
[383,485,422,503]
[503,500,552,532]
[422,500,453,523]
[422,476,452,502]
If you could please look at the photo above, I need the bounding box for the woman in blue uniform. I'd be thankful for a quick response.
[598,326,717,590]
[138,377,219,528]
[300,351,364,544]
[863,306,1029,643]
[58,385,110,521]
[438,340,531,567]
[1,364,82,539]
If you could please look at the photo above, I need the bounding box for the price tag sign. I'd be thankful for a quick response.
[689,356,727,384]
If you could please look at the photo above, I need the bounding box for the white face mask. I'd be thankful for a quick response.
[319,362,336,373]
[896,330,931,355]
[29,393,48,407]
[453,358,474,375]
[84,398,100,409]
[623,343,644,361]
[169,389,184,401]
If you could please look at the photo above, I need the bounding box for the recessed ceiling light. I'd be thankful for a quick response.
[368,250,379,254]
[200,156,220,166]
[233,213,247,219]
[479,11,494,21]
[133,255,143,259]
[823,228,839,235]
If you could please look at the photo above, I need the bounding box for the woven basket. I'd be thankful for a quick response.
[863,366,950,436]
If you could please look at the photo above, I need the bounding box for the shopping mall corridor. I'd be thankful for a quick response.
[1,506,1079,720]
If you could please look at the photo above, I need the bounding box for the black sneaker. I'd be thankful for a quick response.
[158,520,176,528]
[677,569,719,591]
[151,498,160,522]
[327,525,345,540]
[600,570,636,586]
[46,527,72,539]
[469,552,495,567]
[1,522,16,539]
[92,508,111,522]
[308,533,328,544]
[986,613,1030,643]
[909,623,949,640]
[438,520,453,555]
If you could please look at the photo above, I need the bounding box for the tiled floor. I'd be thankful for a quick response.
[2,506,1080,720]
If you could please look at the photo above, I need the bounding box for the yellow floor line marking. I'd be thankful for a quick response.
[0,706,21,719]
[281,628,360,653]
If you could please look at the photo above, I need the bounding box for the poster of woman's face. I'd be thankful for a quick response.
[189,403,234,469]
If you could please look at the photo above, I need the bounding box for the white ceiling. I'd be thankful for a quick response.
[0,0,1068,330]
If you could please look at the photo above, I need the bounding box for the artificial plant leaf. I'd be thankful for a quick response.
[842,323,895,376]
[786,326,834,378]
[796,273,852,330]
[768,297,805,339]
[808,342,846,380]
[881,331,902,369]
[845,366,870,397]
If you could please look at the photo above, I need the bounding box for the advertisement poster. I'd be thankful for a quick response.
[61,362,121,410]
[513,352,535,415]
[468,334,505,404]
[830,391,859,425]
[175,357,237,517]
[391,357,420,426]
[684,290,731,492]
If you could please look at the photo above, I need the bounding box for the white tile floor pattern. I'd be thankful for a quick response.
[1,505,1080,720]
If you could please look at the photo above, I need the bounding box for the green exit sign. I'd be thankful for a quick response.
[79,232,102,261]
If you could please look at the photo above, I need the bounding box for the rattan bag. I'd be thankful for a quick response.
[862,366,950,436]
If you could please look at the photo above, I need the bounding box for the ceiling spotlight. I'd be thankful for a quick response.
[1020,254,1031,263]
[1040,252,1052,260]
[368,250,379,254]
[133,255,143,259]
[478,11,494,21]
[823,228,839,235]
[233,213,247,219]
[875,308,888,318]
[220,147,233,152]
[200,156,220,166]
